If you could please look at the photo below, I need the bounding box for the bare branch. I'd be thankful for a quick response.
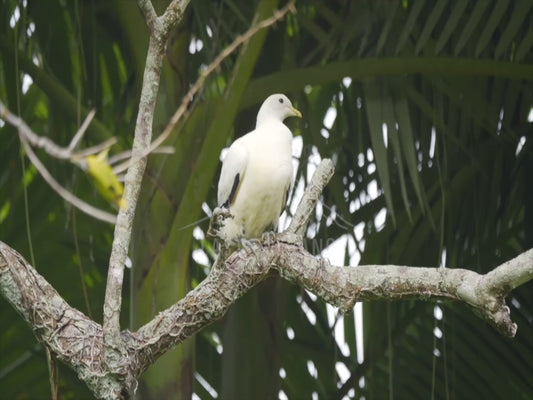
[126,235,531,375]
[0,242,117,399]
[67,109,96,152]
[2,236,530,397]
[0,100,119,223]
[72,138,118,160]
[484,250,533,293]
[19,135,117,224]
[109,146,175,174]
[272,247,531,338]
[103,53,158,345]
[287,159,335,236]
[0,100,100,160]
[103,0,193,355]
[130,252,271,375]
[136,0,159,31]
[159,0,192,37]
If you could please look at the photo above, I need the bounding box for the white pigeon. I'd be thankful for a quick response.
[215,94,302,244]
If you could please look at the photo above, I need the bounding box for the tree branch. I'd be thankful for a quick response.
[272,245,532,338]
[103,0,192,370]
[0,243,115,398]
[18,135,117,225]
[1,159,532,398]
[0,101,97,159]
[287,158,335,236]
[159,0,191,38]
[102,22,165,360]
[0,101,118,223]
[136,0,158,32]
[115,224,533,376]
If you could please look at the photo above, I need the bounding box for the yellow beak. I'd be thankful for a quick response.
[292,107,302,118]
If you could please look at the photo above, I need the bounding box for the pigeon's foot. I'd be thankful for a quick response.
[207,207,233,240]
[261,231,278,246]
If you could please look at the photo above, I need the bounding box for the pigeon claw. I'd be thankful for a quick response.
[207,206,233,240]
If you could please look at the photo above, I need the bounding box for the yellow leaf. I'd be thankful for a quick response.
[85,149,125,208]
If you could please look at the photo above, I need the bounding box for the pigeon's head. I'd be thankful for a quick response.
[256,94,302,125]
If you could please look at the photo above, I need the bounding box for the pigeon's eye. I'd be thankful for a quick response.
[278,98,284,104]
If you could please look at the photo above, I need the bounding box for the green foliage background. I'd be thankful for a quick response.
[1,0,532,399]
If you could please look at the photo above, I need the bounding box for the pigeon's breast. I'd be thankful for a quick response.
[231,122,293,238]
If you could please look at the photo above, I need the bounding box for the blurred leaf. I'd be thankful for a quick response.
[363,80,396,225]
[415,0,447,55]
[475,0,510,56]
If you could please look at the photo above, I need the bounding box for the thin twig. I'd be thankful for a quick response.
[72,138,118,160]
[45,347,59,400]
[1,100,122,181]
[1,100,118,165]
[68,109,96,152]
[19,135,117,224]
[110,146,175,174]
[1,100,101,160]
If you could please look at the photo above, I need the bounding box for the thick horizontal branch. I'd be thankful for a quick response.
[272,241,533,338]
[1,159,531,399]
[129,252,271,376]
[127,241,532,374]
[2,238,531,396]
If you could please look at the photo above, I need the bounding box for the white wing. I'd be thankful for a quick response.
[217,138,248,207]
